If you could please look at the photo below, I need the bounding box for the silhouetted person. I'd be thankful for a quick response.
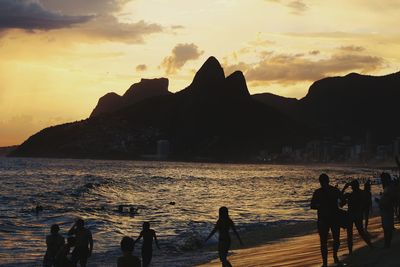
[205,207,243,267]
[117,236,141,267]
[55,237,75,267]
[310,174,342,267]
[341,180,373,254]
[375,172,396,248]
[68,219,93,267]
[134,222,160,267]
[363,180,372,231]
[43,224,65,267]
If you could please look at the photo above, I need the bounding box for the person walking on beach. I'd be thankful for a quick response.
[134,222,160,267]
[117,236,141,267]
[341,179,373,254]
[375,172,396,248]
[43,224,65,267]
[205,206,243,267]
[363,180,372,232]
[310,174,342,267]
[68,219,93,267]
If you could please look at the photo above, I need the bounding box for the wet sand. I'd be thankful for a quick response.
[197,216,400,267]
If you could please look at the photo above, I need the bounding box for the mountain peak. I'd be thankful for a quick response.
[226,71,250,98]
[191,56,225,90]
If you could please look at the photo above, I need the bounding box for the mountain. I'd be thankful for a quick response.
[0,146,18,157]
[255,71,400,143]
[90,78,170,117]
[10,57,302,161]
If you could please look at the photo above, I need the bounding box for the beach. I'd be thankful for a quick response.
[197,216,399,267]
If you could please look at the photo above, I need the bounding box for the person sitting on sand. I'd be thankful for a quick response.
[134,222,160,267]
[117,236,141,267]
[68,219,93,267]
[43,224,65,267]
[341,179,373,254]
[363,180,373,232]
[375,172,397,248]
[205,206,243,267]
[310,174,342,267]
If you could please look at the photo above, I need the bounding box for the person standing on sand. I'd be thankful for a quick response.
[134,222,160,267]
[310,174,342,267]
[68,219,93,267]
[363,180,372,232]
[375,172,396,248]
[117,236,141,267]
[341,179,373,254]
[43,224,65,267]
[205,206,243,267]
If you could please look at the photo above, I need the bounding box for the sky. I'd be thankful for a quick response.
[1,0,400,146]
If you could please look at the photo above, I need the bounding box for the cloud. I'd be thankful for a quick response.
[0,0,164,44]
[309,50,320,55]
[76,15,163,43]
[265,0,308,15]
[339,45,365,52]
[136,64,147,72]
[161,43,204,74]
[224,52,384,84]
[39,0,131,15]
[287,1,308,15]
[0,0,90,31]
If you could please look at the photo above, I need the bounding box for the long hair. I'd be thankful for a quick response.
[219,206,229,219]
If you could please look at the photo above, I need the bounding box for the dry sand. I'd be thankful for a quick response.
[197,216,400,267]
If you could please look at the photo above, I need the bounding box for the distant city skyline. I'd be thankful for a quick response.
[1,0,400,146]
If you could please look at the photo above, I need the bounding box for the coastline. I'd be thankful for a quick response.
[197,216,400,267]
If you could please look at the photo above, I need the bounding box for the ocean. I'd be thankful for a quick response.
[0,157,383,266]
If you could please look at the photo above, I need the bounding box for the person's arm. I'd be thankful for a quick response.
[88,230,93,257]
[134,232,143,244]
[205,225,217,243]
[68,222,76,236]
[310,191,319,210]
[339,185,349,207]
[153,231,160,249]
[231,222,243,246]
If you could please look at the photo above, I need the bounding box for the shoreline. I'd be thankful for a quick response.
[197,216,400,267]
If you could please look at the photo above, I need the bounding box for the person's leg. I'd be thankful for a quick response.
[355,216,372,247]
[142,249,151,267]
[317,220,329,267]
[364,209,370,231]
[382,210,394,248]
[71,249,79,267]
[331,223,340,264]
[218,240,231,267]
[346,220,354,254]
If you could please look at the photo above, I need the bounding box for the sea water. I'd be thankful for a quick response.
[0,157,384,266]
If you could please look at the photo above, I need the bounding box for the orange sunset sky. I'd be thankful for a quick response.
[1,0,400,146]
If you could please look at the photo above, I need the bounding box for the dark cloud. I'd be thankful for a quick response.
[0,0,164,44]
[161,43,204,74]
[39,0,131,15]
[224,52,384,84]
[0,0,90,31]
[339,45,365,52]
[136,64,147,72]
